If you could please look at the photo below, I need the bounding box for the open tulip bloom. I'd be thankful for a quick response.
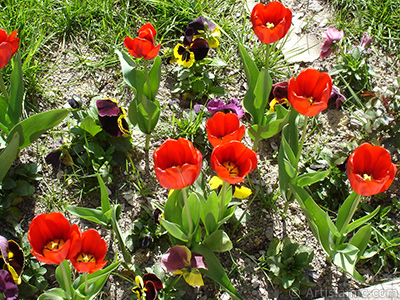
[132,273,163,300]
[161,245,207,287]
[347,143,397,196]
[96,97,130,137]
[206,112,245,147]
[251,1,292,44]
[153,138,202,190]
[124,23,161,60]
[211,141,257,185]
[0,29,19,69]
[28,212,82,265]
[70,229,107,274]
[0,236,24,285]
[288,68,333,117]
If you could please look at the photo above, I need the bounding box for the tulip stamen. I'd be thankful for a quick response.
[265,22,275,29]
[222,161,239,177]
[43,238,65,254]
[76,252,96,263]
[307,96,314,104]
[363,174,373,181]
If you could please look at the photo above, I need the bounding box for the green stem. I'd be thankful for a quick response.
[145,133,151,152]
[84,272,88,295]
[219,181,229,220]
[60,261,72,298]
[252,137,260,152]
[182,187,193,240]
[338,193,363,237]
[143,60,152,101]
[0,71,9,104]
[264,43,270,71]
[296,116,309,162]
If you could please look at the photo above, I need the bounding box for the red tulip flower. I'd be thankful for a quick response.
[153,139,202,190]
[124,23,161,60]
[347,143,397,196]
[206,112,245,147]
[70,229,107,274]
[288,68,332,117]
[0,29,19,69]
[28,212,81,265]
[251,1,292,44]
[211,141,257,185]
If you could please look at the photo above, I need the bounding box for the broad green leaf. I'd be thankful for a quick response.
[130,95,160,134]
[289,184,334,255]
[332,243,359,277]
[37,288,69,300]
[110,205,132,263]
[349,224,371,261]
[238,44,259,92]
[283,158,297,179]
[296,169,331,187]
[7,109,69,150]
[0,95,8,130]
[66,205,109,226]
[55,260,73,298]
[336,191,362,234]
[253,68,272,124]
[144,56,161,100]
[164,189,183,226]
[73,262,120,300]
[159,219,188,242]
[97,173,111,214]
[192,244,243,300]
[80,116,102,136]
[181,193,200,234]
[201,192,219,235]
[346,206,380,234]
[8,51,24,127]
[0,132,19,183]
[203,230,233,252]
[218,206,235,227]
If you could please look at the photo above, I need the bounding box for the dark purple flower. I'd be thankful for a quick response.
[132,273,163,300]
[96,98,130,137]
[68,94,82,109]
[0,235,24,285]
[359,32,373,50]
[0,270,18,300]
[207,98,244,119]
[329,85,346,108]
[320,26,344,58]
[183,16,217,46]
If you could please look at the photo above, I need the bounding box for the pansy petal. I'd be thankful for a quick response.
[161,245,191,272]
[183,269,204,287]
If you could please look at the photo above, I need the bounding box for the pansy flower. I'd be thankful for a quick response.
[320,26,344,58]
[161,245,208,287]
[0,270,18,300]
[347,143,397,196]
[329,85,346,109]
[173,38,209,68]
[209,176,252,199]
[359,32,373,50]
[211,141,257,185]
[287,68,332,117]
[251,1,292,44]
[183,16,221,48]
[206,112,245,147]
[132,273,163,300]
[153,138,202,190]
[0,236,24,285]
[206,98,245,119]
[268,81,290,113]
[28,212,82,265]
[124,23,161,60]
[0,29,19,69]
[96,97,130,137]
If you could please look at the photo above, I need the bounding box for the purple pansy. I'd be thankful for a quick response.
[0,235,24,285]
[320,26,344,58]
[329,85,347,108]
[207,98,244,119]
[96,98,130,137]
[359,32,373,50]
[0,270,18,300]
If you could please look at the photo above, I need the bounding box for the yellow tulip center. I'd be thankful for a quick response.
[307,97,315,104]
[43,238,65,254]
[363,174,373,181]
[265,22,275,29]
[222,161,239,177]
[76,252,96,263]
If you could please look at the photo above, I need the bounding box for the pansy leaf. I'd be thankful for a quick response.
[80,116,102,136]
[7,109,69,150]
[192,244,243,300]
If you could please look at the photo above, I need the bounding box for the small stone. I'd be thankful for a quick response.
[199,296,207,300]
[220,292,230,300]
[319,18,328,27]
[252,290,258,296]
[252,280,260,289]
[308,0,324,12]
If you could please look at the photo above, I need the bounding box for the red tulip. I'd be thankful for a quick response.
[70,229,107,274]
[0,29,19,69]
[206,112,245,147]
[288,68,332,117]
[124,23,161,60]
[211,141,257,185]
[347,143,397,196]
[153,139,202,190]
[28,212,81,265]
[251,2,292,44]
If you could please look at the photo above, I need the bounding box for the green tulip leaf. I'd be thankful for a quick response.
[144,56,161,100]
[0,131,19,183]
[55,260,73,298]
[66,205,109,227]
[295,169,331,187]
[8,51,24,127]
[37,288,69,300]
[160,219,188,242]
[204,230,233,252]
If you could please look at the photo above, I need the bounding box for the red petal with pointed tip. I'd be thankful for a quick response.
[206,112,245,147]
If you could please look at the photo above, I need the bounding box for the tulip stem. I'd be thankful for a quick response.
[219,181,229,221]
[143,60,153,101]
[264,43,270,71]
[145,133,151,152]
[0,71,9,104]
[252,137,260,152]
[60,261,72,298]
[182,188,193,240]
[84,272,88,295]
[296,116,309,162]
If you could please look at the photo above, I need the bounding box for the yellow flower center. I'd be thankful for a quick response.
[76,252,96,263]
[307,96,315,104]
[43,238,65,254]
[363,174,373,181]
[265,22,275,29]
[222,161,239,177]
